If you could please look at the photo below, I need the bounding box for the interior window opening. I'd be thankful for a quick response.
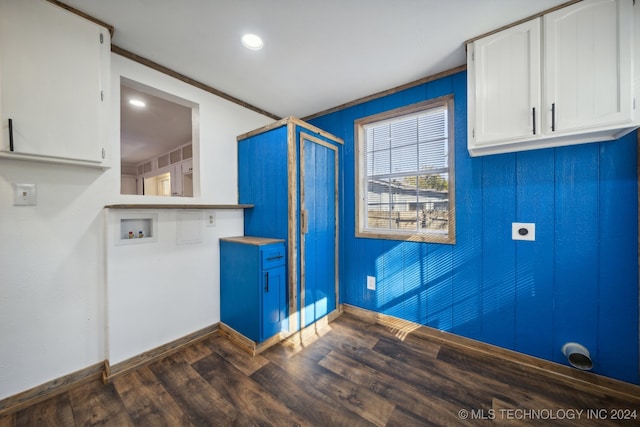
[120,77,198,197]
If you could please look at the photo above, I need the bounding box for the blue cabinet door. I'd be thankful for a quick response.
[220,240,260,341]
[261,264,286,340]
[300,134,338,328]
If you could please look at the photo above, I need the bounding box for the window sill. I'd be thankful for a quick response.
[355,230,455,245]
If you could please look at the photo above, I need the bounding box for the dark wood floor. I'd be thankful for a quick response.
[2,313,639,426]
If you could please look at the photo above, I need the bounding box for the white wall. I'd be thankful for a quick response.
[0,163,110,400]
[105,209,243,364]
[0,52,272,400]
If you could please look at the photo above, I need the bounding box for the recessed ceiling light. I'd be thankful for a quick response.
[129,99,146,107]
[241,33,263,50]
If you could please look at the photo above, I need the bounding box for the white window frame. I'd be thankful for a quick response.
[354,95,455,244]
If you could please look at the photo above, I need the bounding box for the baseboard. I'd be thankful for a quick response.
[221,308,344,355]
[342,304,640,403]
[282,307,343,348]
[219,323,284,356]
[0,323,221,416]
[0,362,104,418]
[103,323,219,383]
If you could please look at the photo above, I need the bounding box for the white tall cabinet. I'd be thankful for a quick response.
[0,0,110,167]
[468,0,638,156]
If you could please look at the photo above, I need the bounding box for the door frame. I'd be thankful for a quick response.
[286,121,342,334]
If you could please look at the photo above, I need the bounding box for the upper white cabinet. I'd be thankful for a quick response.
[468,0,638,156]
[469,19,542,146]
[0,0,110,167]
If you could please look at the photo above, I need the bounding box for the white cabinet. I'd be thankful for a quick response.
[181,159,194,197]
[141,159,193,197]
[0,0,110,167]
[468,19,541,146]
[134,143,194,196]
[468,0,638,156]
[544,0,633,133]
[170,160,193,197]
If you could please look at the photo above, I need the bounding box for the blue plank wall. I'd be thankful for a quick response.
[308,70,639,384]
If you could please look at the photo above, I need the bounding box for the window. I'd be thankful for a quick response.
[355,96,455,243]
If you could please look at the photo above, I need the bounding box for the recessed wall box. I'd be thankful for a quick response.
[115,213,158,245]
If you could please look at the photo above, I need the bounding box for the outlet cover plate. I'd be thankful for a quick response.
[512,222,535,241]
[367,276,376,291]
[206,211,216,227]
[13,183,36,206]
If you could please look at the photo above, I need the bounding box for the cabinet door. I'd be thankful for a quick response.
[169,160,195,196]
[171,164,182,196]
[544,0,633,134]
[261,265,285,340]
[469,19,541,146]
[181,160,194,197]
[0,0,109,163]
[220,241,261,342]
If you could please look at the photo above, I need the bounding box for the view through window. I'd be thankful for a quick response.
[355,96,455,244]
[120,78,197,197]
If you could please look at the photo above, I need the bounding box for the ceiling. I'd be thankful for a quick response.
[120,83,193,165]
[61,0,571,163]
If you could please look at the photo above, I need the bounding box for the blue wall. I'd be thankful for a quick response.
[309,71,639,384]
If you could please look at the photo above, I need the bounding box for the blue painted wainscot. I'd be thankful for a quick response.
[309,70,639,384]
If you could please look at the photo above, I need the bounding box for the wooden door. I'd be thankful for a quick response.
[299,132,339,328]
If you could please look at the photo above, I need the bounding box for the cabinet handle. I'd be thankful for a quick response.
[532,107,536,135]
[8,118,14,151]
[265,272,269,293]
[551,103,556,132]
[267,255,284,261]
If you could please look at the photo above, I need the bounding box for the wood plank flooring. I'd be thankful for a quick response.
[2,313,639,426]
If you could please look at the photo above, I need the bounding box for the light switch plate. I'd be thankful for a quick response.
[512,222,535,241]
[13,183,36,206]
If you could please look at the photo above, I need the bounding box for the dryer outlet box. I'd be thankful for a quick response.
[512,222,535,241]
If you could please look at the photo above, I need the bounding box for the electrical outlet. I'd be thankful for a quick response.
[367,276,376,291]
[13,183,36,206]
[206,211,216,227]
[512,222,535,241]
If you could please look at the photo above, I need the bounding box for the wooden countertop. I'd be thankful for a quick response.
[220,236,285,246]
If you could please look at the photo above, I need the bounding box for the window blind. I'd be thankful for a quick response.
[363,105,449,233]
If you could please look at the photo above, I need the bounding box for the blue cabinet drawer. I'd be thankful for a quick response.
[261,244,285,269]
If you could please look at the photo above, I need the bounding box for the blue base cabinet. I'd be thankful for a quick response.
[220,236,286,342]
